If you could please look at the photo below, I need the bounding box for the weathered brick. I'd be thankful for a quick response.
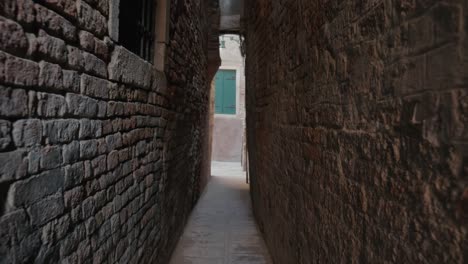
[79,119,102,139]
[28,193,64,226]
[108,46,152,88]
[0,0,218,262]
[27,30,67,64]
[66,93,98,117]
[64,186,84,209]
[63,141,80,164]
[40,0,77,18]
[105,133,122,150]
[60,224,86,257]
[0,120,12,150]
[38,61,63,89]
[0,87,29,117]
[41,214,70,244]
[64,162,85,190]
[62,70,80,93]
[83,0,108,17]
[40,145,62,170]
[79,139,98,159]
[34,3,77,42]
[0,150,27,182]
[44,119,79,144]
[78,30,95,52]
[27,147,41,174]
[76,0,107,37]
[0,51,39,86]
[0,16,28,54]
[80,74,110,99]
[37,92,67,117]
[12,119,42,147]
[81,196,96,219]
[11,168,64,206]
[67,46,107,78]
[91,154,106,176]
[0,0,36,25]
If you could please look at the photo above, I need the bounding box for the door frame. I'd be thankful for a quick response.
[215,66,241,118]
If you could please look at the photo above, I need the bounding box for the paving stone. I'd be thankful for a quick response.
[170,163,271,264]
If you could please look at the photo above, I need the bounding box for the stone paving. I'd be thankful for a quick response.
[169,162,272,264]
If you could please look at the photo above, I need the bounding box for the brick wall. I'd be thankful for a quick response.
[245,1,467,263]
[0,0,217,263]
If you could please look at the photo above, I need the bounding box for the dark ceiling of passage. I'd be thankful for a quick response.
[219,0,243,32]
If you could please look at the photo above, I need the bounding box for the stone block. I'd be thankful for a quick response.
[28,193,64,226]
[80,74,110,99]
[63,141,80,164]
[0,120,12,150]
[83,51,107,78]
[107,150,119,171]
[0,150,26,182]
[1,0,35,25]
[97,101,107,118]
[94,38,109,60]
[12,119,42,147]
[81,196,96,219]
[108,0,120,41]
[38,61,63,89]
[79,119,102,139]
[34,4,77,42]
[64,162,85,190]
[41,214,70,244]
[108,46,152,88]
[83,0,109,16]
[66,45,107,77]
[27,30,67,64]
[60,224,86,257]
[76,0,107,37]
[37,92,67,117]
[106,133,122,151]
[0,16,28,54]
[0,51,39,86]
[66,93,98,118]
[11,168,64,206]
[91,155,107,176]
[79,139,98,159]
[27,147,41,174]
[85,216,97,235]
[40,0,77,18]
[78,30,95,52]
[64,186,84,209]
[0,87,29,117]
[43,119,79,144]
[62,70,80,93]
[40,145,62,170]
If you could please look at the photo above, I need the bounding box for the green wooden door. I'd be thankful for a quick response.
[214,70,236,115]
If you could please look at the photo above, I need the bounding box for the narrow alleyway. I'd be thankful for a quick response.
[169,162,272,264]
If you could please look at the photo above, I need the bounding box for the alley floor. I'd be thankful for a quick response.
[169,162,272,264]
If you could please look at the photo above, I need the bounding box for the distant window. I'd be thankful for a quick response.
[214,70,236,115]
[119,0,156,62]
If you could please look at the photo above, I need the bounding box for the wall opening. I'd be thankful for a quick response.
[210,34,246,168]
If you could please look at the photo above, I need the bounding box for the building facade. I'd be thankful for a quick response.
[0,0,220,263]
[211,34,246,162]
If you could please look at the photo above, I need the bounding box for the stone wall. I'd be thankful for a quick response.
[0,0,218,263]
[245,1,468,263]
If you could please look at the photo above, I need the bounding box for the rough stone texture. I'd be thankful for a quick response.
[0,0,219,263]
[245,1,468,264]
